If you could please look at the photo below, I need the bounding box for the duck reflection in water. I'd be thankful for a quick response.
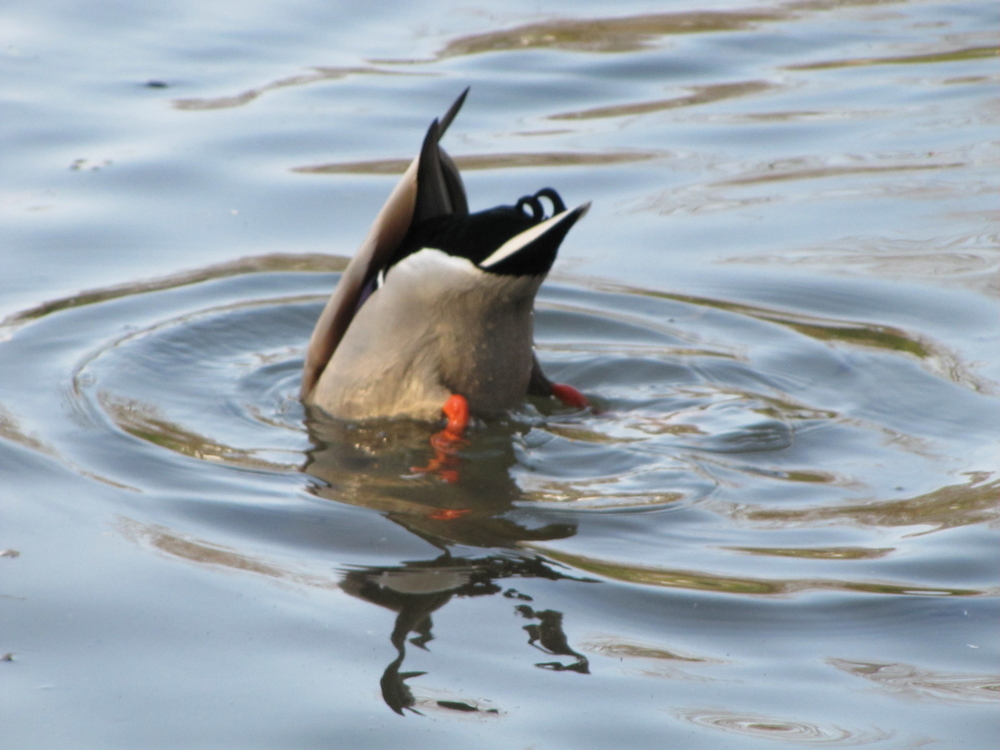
[303,406,578,547]
[303,408,594,715]
[341,556,592,716]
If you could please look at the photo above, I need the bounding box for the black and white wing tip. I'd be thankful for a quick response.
[478,201,590,276]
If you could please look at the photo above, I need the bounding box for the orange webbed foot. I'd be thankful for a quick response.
[411,394,470,486]
[551,383,589,410]
[440,394,469,441]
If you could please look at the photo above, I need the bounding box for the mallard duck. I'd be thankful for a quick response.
[302,89,589,440]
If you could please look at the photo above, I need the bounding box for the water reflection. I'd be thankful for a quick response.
[518,605,590,674]
[676,708,888,745]
[736,474,1000,533]
[303,408,578,547]
[120,518,342,590]
[587,279,988,392]
[341,554,594,714]
[165,7,790,113]
[725,546,895,560]
[788,45,999,70]
[550,81,774,120]
[582,638,722,681]
[104,394,298,471]
[304,410,598,714]
[293,151,660,176]
[729,232,1000,299]
[429,9,785,58]
[121,515,594,715]
[172,67,403,111]
[828,658,1000,704]
[2,253,347,327]
[535,547,984,597]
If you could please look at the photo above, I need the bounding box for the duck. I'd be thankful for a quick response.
[301,88,589,442]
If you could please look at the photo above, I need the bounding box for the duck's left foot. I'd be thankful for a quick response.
[411,394,470,484]
[438,393,469,442]
[551,383,589,409]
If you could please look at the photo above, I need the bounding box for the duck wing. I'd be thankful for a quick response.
[301,88,469,398]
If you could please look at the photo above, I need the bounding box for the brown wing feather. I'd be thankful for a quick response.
[301,90,470,398]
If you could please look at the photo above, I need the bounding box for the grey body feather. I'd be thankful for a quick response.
[310,249,542,420]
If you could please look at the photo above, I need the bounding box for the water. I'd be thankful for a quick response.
[2,0,998,747]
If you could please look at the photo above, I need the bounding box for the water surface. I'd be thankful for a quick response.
[2,0,998,747]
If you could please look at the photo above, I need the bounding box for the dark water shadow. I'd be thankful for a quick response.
[302,406,579,549]
[120,512,596,716]
[304,408,600,714]
[341,553,594,715]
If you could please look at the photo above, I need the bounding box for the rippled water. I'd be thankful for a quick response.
[2,0,998,747]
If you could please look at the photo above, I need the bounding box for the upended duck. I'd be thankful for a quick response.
[301,89,589,443]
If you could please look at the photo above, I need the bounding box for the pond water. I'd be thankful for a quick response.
[2,0,998,747]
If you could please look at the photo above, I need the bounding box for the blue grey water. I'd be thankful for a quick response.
[1,0,998,747]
